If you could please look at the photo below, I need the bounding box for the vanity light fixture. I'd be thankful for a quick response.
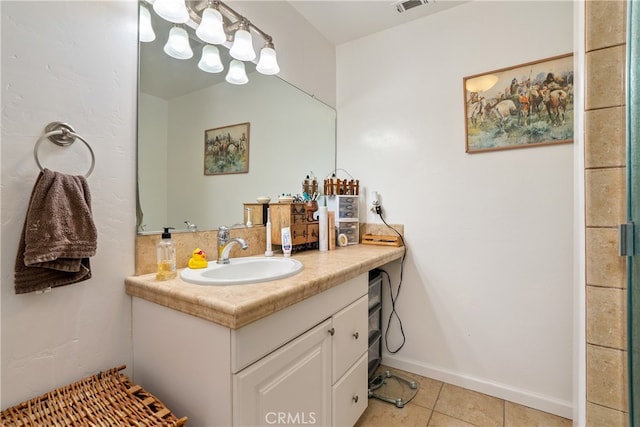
[256,41,280,75]
[229,19,256,61]
[153,0,189,23]
[141,0,279,84]
[225,59,249,85]
[195,2,226,45]
[139,5,156,42]
[163,25,193,60]
[198,44,224,73]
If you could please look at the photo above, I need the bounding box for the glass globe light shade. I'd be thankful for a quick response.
[153,0,189,23]
[163,26,193,60]
[196,7,227,45]
[256,46,280,75]
[139,5,156,42]
[229,29,256,61]
[225,60,249,85]
[198,45,224,73]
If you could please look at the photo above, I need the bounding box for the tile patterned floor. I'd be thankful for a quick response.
[355,366,572,427]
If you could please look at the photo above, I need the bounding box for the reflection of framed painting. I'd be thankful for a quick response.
[464,54,574,153]
[204,122,250,175]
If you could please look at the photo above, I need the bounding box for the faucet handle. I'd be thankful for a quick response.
[217,226,230,242]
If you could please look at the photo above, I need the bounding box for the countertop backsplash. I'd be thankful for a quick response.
[134,223,404,276]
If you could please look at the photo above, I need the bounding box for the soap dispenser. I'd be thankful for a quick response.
[156,227,177,280]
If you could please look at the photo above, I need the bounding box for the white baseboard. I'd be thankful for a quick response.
[382,354,573,420]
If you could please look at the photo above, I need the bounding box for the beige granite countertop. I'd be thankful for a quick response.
[125,244,405,329]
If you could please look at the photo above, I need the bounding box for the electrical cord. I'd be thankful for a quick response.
[374,205,407,354]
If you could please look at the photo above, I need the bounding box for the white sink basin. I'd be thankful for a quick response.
[180,256,304,286]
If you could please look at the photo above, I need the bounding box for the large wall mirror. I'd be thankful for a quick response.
[137,3,336,233]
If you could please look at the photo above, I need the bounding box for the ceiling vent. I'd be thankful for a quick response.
[394,0,430,13]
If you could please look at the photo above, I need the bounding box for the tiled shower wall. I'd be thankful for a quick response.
[585,0,628,425]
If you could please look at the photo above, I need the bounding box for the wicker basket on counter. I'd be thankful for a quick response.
[0,365,187,426]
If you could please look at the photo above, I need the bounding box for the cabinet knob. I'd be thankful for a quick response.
[352,394,359,403]
[353,331,359,339]
[328,327,335,336]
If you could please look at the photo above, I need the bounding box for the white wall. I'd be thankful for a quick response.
[230,1,336,108]
[1,1,137,407]
[337,0,574,417]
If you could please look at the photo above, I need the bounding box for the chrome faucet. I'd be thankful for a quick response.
[217,226,248,264]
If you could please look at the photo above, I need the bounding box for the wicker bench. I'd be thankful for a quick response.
[0,366,188,426]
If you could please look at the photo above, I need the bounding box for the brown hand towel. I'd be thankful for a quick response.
[14,169,97,294]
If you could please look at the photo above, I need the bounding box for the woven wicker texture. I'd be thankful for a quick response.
[0,366,187,426]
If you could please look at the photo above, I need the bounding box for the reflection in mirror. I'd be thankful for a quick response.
[137,3,336,233]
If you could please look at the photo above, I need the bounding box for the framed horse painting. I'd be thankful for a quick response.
[463,54,574,153]
[204,122,250,175]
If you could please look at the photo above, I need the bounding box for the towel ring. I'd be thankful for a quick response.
[34,122,95,178]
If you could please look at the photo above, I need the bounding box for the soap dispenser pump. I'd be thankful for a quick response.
[156,227,177,281]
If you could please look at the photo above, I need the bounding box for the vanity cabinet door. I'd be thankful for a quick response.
[332,295,368,383]
[233,319,332,427]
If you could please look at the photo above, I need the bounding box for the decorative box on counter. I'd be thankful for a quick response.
[243,203,268,226]
[269,202,319,252]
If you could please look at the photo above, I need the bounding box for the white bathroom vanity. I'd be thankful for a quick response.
[126,245,403,426]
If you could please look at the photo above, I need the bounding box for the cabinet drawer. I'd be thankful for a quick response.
[339,206,357,219]
[368,305,381,342]
[332,352,368,427]
[292,214,306,225]
[337,222,359,245]
[332,295,368,382]
[307,223,319,242]
[338,196,358,211]
[368,334,382,379]
[327,196,359,221]
[291,224,307,245]
[368,275,382,310]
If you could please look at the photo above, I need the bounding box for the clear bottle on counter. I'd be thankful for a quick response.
[156,227,177,280]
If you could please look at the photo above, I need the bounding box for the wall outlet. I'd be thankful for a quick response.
[370,191,381,213]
